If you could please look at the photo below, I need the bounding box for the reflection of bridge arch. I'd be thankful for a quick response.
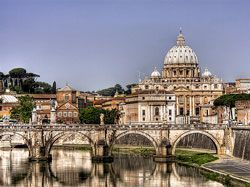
[45,132,95,156]
[171,130,221,155]
[110,130,159,154]
[0,132,31,155]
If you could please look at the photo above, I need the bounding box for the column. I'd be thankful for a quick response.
[176,96,179,115]
[32,108,37,124]
[189,97,192,116]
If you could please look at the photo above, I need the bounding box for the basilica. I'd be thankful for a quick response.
[124,31,224,124]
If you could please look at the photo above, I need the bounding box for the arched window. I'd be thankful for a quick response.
[155,107,160,116]
[65,94,69,101]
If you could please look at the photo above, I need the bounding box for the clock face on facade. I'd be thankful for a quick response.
[65,103,70,109]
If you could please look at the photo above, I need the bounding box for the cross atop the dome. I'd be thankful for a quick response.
[176,28,185,46]
[179,27,182,34]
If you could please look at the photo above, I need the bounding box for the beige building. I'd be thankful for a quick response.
[130,31,224,124]
[0,94,18,118]
[235,79,250,93]
[124,89,175,124]
[235,100,250,125]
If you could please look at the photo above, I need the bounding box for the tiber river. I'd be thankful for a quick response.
[0,149,225,187]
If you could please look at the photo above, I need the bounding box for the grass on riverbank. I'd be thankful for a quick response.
[112,146,155,156]
[176,149,218,166]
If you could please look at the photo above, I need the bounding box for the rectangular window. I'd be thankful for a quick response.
[169,110,172,115]
[65,94,69,101]
[180,108,184,115]
[142,110,145,116]
[195,108,200,116]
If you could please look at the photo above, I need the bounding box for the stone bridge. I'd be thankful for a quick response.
[0,123,232,162]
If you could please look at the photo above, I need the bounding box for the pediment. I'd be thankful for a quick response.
[173,86,191,92]
[57,102,78,110]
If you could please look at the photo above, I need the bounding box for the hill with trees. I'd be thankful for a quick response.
[0,67,56,94]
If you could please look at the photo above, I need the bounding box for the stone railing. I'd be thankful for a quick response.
[0,123,227,132]
[231,125,250,130]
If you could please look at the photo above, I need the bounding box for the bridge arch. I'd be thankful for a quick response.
[171,130,221,155]
[110,130,159,155]
[0,132,32,155]
[45,132,95,156]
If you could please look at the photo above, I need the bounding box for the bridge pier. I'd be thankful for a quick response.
[92,141,114,163]
[29,146,52,162]
[154,144,175,162]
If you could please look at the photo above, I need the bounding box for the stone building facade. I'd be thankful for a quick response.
[56,85,79,123]
[130,31,224,124]
[235,100,250,125]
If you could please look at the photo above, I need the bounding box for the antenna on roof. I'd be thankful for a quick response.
[138,71,141,83]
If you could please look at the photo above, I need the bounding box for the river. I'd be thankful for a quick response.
[0,148,225,187]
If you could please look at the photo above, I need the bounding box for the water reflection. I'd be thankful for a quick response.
[0,149,224,187]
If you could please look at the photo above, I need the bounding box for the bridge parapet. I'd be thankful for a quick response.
[231,125,250,130]
[0,123,227,132]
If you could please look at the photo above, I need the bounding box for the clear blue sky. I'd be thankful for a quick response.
[1,0,250,91]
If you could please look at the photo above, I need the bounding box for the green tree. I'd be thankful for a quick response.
[33,81,52,94]
[102,109,120,124]
[51,81,57,94]
[79,106,119,124]
[214,94,250,108]
[10,95,34,123]
[0,72,4,80]
[79,106,101,124]
[97,84,124,96]
[125,83,137,95]
[214,93,250,120]
[9,68,27,78]
[22,78,36,93]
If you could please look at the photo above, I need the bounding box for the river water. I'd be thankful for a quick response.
[0,149,225,187]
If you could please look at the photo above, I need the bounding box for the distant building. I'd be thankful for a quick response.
[235,100,250,125]
[131,31,224,124]
[101,97,126,111]
[124,89,175,124]
[0,94,18,117]
[29,94,56,122]
[200,100,218,124]
[224,82,237,94]
[56,84,79,123]
[236,79,250,93]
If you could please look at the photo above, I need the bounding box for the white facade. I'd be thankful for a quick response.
[137,93,176,123]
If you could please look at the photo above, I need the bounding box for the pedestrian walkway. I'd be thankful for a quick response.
[205,157,250,182]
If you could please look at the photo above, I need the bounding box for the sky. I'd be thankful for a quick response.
[0,0,250,91]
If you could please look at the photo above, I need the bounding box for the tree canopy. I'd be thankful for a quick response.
[1,67,56,94]
[10,95,34,123]
[0,72,4,80]
[97,84,124,96]
[214,94,250,108]
[96,83,136,96]
[9,68,27,78]
[79,106,119,124]
[52,81,57,94]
